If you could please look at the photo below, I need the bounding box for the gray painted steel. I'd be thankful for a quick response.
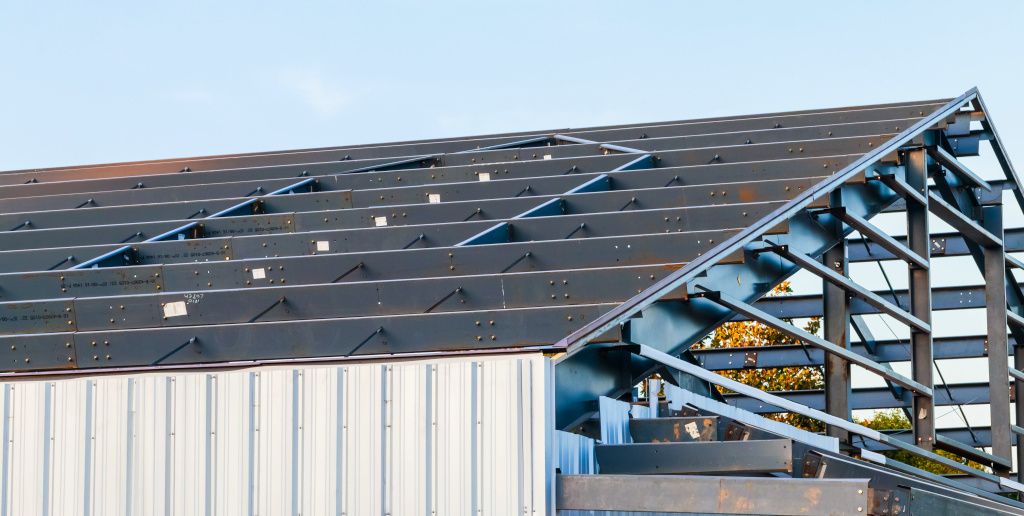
[5,93,1024,513]
[556,474,870,515]
[595,439,793,474]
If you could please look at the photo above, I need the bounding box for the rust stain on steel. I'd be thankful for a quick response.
[803,486,823,506]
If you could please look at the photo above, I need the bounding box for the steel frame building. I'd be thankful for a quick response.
[1,88,1023,514]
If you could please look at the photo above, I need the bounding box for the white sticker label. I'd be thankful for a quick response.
[163,301,188,318]
[684,421,700,439]
[427,193,441,204]
[373,216,388,227]
[542,154,552,160]
[316,240,330,252]
[252,268,266,280]
[478,172,491,182]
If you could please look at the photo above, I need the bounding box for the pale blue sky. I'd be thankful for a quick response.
[1,1,1022,170]
[0,1,1022,430]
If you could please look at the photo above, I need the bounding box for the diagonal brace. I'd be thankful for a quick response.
[695,288,931,396]
[816,208,928,269]
[927,192,1002,248]
[761,243,930,333]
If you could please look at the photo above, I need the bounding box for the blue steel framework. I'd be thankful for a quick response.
[1,89,1023,513]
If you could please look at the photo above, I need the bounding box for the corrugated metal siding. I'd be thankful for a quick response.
[556,398,683,516]
[0,353,551,516]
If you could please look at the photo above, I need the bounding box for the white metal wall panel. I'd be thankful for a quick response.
[0,352,551,516]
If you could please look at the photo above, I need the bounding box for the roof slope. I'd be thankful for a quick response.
[0,98,952,373]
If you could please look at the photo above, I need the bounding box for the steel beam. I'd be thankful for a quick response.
[697,290,930,395]
[556,474,871,515]
[929,145,993,192]
[928,191,1002,248]
[909,488,1008,516]
[693,335,998,370]
[806,451,1024,514]
[0,231,736,303]
[765,243,928,332]
[934,434,1011,471]
[823,207,928,269]
[873,172,927,206]
[627,415,718,443]
[725,383,988,412]
[595,439,792,474]
[667,385,839,452]
[0,304,620,373]
[0,264,677,335]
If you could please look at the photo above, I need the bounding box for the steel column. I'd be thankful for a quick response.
[905,148,935,450]
[981,205,1013,473]
[1017,341,1024,484]
[823,204,851,442]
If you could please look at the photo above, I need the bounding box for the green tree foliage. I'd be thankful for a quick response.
[694,281,825,431]
[859,409,987,474]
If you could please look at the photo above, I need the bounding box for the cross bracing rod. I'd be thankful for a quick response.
[624,342,1022,493]
[760,243,929,332]
[693,289,931,395]
[2,100,944,182]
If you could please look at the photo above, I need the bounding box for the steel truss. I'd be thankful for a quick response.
[554,89,1024,513]
[3,91,1024,513]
